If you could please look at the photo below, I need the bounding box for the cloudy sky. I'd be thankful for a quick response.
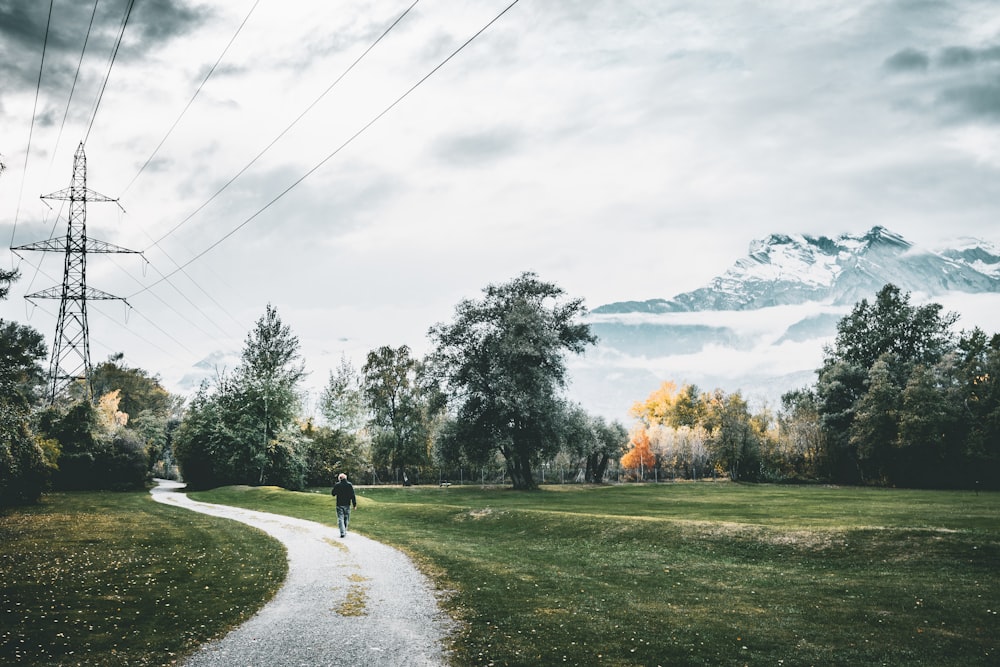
[2,0,999,416]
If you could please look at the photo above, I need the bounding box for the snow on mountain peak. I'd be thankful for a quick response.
[593,227,1000,314]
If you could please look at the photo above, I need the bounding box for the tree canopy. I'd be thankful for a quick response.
[174,304,309,490]
[0,269,52,505]
[428,272,595,489]
[362,345,433,475]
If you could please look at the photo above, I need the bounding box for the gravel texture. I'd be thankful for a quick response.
[150,480,455,666]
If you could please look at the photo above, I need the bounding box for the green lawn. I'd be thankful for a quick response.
[0,490,286,666]
[197,482,1000,667]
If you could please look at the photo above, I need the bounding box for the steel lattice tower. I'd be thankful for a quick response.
[13,142,143,403]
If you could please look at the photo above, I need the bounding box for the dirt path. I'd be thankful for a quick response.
[150,480,454,666]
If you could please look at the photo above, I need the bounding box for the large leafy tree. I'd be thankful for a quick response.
[238,304,306,441]
[90,353,176,419]
[560,404,627,483]
[362,345,431,476]
[1,319,47,409]
[704,390,761,482]
[830,283,957,371]
[428,272,595,490]
[848,357,901,484]
[235,303,306,485]
[816,284,959,485]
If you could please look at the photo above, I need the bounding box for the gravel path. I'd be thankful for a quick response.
[150,480,455,666]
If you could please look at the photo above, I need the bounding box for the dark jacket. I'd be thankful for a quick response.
[332,479,357,507]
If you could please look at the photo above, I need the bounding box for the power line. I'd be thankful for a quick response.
[145,0,421,250]
[16,244,196,359]
[91,301,197,357]
[85,0,136,144]
[132,0,522,296]
[138,237,246,331]
[105,252,230,340]
[120,0,265,197]
[51,0,101,171]
[9,0,55,251]
[17,199,66,295]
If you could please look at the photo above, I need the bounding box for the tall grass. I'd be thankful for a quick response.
[198,482,1000,666]
[0,491,286,666]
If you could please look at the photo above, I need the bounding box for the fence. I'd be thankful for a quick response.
[359,462,723,487]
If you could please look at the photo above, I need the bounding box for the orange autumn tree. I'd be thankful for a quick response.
[621,426,656,471]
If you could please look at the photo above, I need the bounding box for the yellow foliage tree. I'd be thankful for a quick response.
[97,389,129,430]
[630,381,677,426]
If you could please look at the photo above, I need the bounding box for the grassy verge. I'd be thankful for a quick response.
[0,490,286,666]
[196,482,1000,666]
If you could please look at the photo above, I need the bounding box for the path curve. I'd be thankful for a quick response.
[150,480,454,666]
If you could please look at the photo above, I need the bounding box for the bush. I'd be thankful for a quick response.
[304,427,364,487]
[103,431,149,490]
[264,434,309,491]
[38,401,149,492]
[0,406,51,506]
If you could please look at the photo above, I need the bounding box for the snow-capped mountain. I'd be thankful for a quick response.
[593,226,1000,315]
[571,227,1000,420]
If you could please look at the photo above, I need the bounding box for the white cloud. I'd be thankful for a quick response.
[2,0,1000,420]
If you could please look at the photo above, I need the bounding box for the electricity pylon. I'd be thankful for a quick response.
[13,142,143,403]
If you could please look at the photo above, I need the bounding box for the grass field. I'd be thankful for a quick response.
[0,491,286,666]
[196,482,1000,667]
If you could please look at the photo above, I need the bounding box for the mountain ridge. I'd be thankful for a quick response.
[572,227,1000,420]
[592,226,1000,315]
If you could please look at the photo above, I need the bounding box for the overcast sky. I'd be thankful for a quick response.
[2,0,999,412]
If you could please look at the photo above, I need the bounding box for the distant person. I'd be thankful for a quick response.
[331,473,357,537]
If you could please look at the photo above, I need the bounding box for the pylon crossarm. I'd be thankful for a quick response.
[11,238,66,252]
[86,238,144,255]
[24,287,63,300]
[26,287,128,301]
[84,287,127,301]
[41,187,118,204]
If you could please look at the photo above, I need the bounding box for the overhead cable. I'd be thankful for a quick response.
[50,0,101,171]
[9,0,55,251]
[132,0,522,297]
[120,0,264,196]
[145,0,421,250]
[85,0,136,144]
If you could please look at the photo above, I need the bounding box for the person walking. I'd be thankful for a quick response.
[331,473,357,537]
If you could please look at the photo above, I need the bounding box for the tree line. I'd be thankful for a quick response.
[173,273,627,491]
[7,268,996,505]
[621,284,1000,490]
[1,270,627,503]
[1,268,182,504]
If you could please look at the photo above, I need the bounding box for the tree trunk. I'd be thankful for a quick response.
[503,447,538,490]
[590,453,610,483]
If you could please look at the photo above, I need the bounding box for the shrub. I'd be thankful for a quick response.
[0,406,51,505]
